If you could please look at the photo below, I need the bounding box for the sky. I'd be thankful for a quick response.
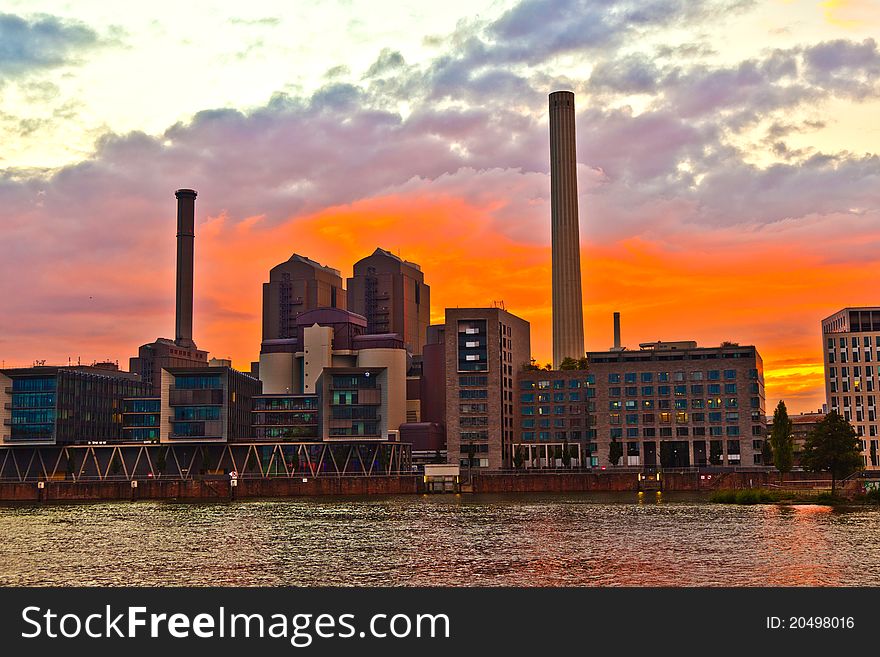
[1,0,879,414]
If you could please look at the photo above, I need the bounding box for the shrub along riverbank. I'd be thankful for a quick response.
[710,488,880,505]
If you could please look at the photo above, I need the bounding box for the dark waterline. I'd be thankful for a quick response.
[1,493,879,586]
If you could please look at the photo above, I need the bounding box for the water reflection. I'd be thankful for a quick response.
[1,494,878,587]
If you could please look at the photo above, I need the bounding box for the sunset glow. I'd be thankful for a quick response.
[2,0,880,414]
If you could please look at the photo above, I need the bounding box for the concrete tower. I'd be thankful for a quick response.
[174,188,197,349]
[549,90,585,368]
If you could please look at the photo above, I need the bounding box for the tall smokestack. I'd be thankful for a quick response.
[549,91,585,368]
[613,312,621,350]
[174,188,197,349]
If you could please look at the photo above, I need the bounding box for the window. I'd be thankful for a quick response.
[724,369,736,380]
[641,386,654,396]
[641,373,653,383]
[609,373,621,383]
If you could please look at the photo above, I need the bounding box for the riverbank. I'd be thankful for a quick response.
[0,469,849,502]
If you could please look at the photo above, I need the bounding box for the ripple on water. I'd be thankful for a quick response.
[1,493,879,586]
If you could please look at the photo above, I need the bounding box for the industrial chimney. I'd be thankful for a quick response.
[612,311,622,351]
[549,91,585,368]
[174,188,197,349]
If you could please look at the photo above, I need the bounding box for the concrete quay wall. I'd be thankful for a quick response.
[0,470,839,502]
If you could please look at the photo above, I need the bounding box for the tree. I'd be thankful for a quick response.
[433,449,444,464]
[559,357,579,371]
[561,440,571,467]
[762,435,774,467]
[768,400,794,477]
[577,357,589,369]
[156,449,167,476]
[608,439,623,466]
[513,446,525,469]
[801,410,863,496]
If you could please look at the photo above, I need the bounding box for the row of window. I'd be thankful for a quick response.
[607,370,740,384]
[827,335,880,349]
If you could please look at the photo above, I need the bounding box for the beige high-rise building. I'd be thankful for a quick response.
[822,307,880,469]
[549,91,585,368]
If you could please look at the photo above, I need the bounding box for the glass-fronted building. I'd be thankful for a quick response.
[0,365,149,445]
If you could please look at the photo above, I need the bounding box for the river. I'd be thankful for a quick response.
[1,493,878,586]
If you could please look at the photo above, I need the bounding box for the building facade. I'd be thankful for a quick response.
[515,368,594,468]
[347,247,431,355]
[444,307,531,470]
[822,307,880,469]
[262,254,346,343]
[586,341,766,468]
[1,364,149,445]
[123,366,263,444]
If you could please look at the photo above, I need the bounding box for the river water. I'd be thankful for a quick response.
[1,493,878,586]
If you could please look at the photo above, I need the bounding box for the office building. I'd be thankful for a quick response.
[347,247,430,355]
[444,307,531,469]
[821,307,880,469]
[586,341,766,468]
[1,364,148,445]
[123,366,262,444]
[515,368,593,468]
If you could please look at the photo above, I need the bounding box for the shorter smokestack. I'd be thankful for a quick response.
[175,188,197,349]
[613,312,621,350]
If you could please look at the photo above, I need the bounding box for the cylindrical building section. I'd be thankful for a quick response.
[549,91,585,367]
[174,188,197,348]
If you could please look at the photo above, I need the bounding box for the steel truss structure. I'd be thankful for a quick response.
[0,441,411,482]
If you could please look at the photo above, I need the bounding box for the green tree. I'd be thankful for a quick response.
[156,449,167,476]
[762,435,773,467]
[559,357,579,371]
[608,439,623,466]
[769,400,794,477]
[561,440,571,467]
[513,446,525,469]
[577,357,589,370]
[801,410,863,496]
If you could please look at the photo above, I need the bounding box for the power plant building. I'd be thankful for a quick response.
[347,248,430,355]
[262,254,346,342]
[130,189,209,393]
